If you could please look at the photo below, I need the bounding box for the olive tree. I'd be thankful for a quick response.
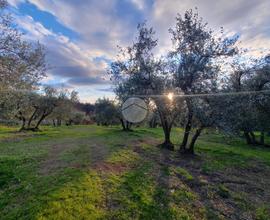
[219,55,270,146]
[0,0,46,92]
[0,0,47,124]
[94,98,119,126]
[169,9,239,153]
[49,90,79,126]
[110,23,179,150]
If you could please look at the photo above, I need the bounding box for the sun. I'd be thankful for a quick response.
[167,93,174,101]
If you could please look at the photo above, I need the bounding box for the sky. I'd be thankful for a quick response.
[6,0,270,103]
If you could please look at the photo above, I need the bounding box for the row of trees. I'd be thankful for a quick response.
[109,9,270,154]
[1,87,81,131]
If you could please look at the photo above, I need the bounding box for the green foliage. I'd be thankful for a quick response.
[0,0,46,107]
[94,98,120,126]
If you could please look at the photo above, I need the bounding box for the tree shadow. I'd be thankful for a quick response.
[0,127,143,219]
[102,144,177,219]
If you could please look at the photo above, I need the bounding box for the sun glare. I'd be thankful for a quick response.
[167,93,174,101]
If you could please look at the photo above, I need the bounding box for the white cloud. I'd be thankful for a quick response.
[149,0,270,57]
[16,15,53,39]
[130,0,145,10]
[7,0,24,7]
[15,14,111,89]
[8,0,270,102]
[27,0,136,57]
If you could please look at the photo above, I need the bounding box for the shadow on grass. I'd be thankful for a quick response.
[2,125,269,219]
[103,155,174,219]
[0,129,120,218]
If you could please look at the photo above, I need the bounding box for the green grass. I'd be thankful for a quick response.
[0,125,270,219]
[170,167,194,181]
[256,206,270,220]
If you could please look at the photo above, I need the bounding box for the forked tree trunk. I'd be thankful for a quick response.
[16,111,26,131]
[180,110,193,152]
[187,127,203,154]
[120,118,126,130]
[19,117,26,131]
[126,121,132,131]
[159,111,174,151]
[250,132,258,145]
[162,126,174,151]
[243,131,268,147]
[244,131,252,145]
[120,118,132,131]
[34,109,54,131]
[35,113,47,130]
[27,108,38,128]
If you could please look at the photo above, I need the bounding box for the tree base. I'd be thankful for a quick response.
[19,127,41,132]
[122,128,133,132]
[248,142,270,148]
[158,141,174,151]
[180,149,195,155]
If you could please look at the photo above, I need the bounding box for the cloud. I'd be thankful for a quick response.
[7,0,24,7]
[14,13,111,93]
[8,0,151,101]
[42,82,73,90]
[16,15,53,38]
[149,0,270,57]
[26,0,141,56]
[96,87,114,92]
[130,0,145,10]
[8,0,270,102]
[67,76,110,86]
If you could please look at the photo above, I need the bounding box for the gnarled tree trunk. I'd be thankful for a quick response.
[244,131,252,145]
[120,118,132,131]
[158,110,174,151]
[180,110,193,152]
[187,127,203,154]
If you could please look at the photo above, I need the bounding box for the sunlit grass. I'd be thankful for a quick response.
[0,125,270,219]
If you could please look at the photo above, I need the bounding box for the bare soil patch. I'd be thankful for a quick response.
[39,141,75,175]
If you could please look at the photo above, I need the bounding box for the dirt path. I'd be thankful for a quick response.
[39,137,109,175]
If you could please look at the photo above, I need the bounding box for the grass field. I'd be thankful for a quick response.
[0,125,270,220]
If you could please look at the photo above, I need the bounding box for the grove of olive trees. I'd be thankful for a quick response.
[109,9,270,154]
